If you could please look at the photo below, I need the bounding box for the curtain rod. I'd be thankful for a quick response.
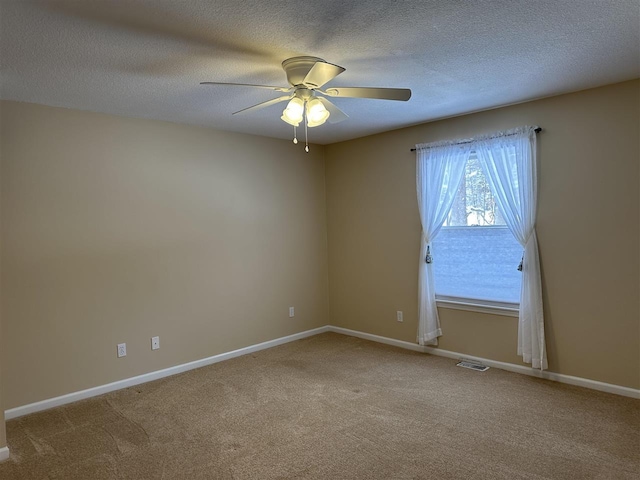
[410,127,542,152]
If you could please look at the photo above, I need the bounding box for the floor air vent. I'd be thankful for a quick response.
[456,360,490,372]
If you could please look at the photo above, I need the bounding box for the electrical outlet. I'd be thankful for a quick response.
[151,336,160,350]
[396,311,403,322]
[289,306,295,318]
[117,343,127,358]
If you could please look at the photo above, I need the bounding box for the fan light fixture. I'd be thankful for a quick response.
[281,96,329,128]
[305,98,330,127]
[281,95,330,152]
[280,97,304,126]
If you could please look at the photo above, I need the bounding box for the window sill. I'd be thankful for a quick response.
[436,296,519,317]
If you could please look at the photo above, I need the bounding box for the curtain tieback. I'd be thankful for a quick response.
[517,254,524,272]
[425,245,433,264]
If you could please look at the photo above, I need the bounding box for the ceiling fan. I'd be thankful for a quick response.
[201,56,411,151]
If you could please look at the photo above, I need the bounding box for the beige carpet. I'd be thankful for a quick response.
[0,332,638,479]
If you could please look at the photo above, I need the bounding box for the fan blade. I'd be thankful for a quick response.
[302,61,345,89]
[201,82,291,92]
[321,87,411,101]
[232,95,292,115]
[317,97,349,124]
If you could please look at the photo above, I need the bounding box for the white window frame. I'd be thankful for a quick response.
[436,295,518,317]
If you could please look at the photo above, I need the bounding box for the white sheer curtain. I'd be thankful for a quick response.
[415,141,471,345]
[475,126,547,369]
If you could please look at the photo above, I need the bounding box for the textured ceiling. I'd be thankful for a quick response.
[1,0,639,144]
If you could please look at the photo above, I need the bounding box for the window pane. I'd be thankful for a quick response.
[433,226,522,303]
[434,153,521,304]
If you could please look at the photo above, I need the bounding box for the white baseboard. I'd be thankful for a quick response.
[328,326,640,399]
[329,326,427,353]
[0,446,9,462]
[4,323,638,421]
[4,326,330,420]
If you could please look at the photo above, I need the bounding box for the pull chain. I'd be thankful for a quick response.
[293,125,298,144]
[304,112,309,153]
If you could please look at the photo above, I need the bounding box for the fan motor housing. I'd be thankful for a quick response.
[282,56,325,87]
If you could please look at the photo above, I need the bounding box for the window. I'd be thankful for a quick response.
[415,126,543,362]
[432,153,521,306]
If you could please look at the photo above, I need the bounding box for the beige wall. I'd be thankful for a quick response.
[326,80,640,389]
[0,336,4,448]
[0,101,328,409]
[0,151,5,448]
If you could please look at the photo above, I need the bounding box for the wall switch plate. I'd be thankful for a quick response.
[289,306,295,318]
[117,343,127,357]
[151,336,160,350]
[396,311,403,322]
